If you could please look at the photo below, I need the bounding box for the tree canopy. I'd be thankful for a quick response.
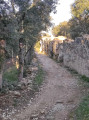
[71,0,89,18]
[0,0,58,85]
[52,0,89,39]
[52,21,70,37]
[0,0,58,49]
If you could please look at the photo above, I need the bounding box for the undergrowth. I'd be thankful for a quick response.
[3,66,18,82]
[2,66,18,91]
[70,95,89,120]
[80,75,89,82]
[64,66,89,82]
[64,67,89,120]
[33,65,44,91]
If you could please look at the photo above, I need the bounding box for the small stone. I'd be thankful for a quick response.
[27,80,32,85]
[26,69,31,74]
[30,114,39,119]
[14,91,21,97]
[27,87,33,91]
[9,91,14,94]
[39,116,45,119]
[32,118,38,120]
[17,84,22,90]
[31,98,34,100]
[31,67,38,71]
[40,109,45,114]
[17,84,21,87]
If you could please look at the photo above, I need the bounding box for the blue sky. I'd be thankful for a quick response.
[51,0,75,25]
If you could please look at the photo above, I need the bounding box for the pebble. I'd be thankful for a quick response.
[40,109,45,114]
[30,114,39,119]
[14,91,21,97]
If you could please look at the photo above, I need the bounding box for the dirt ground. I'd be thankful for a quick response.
[8,52,83,120]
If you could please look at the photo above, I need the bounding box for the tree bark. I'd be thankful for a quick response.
[0,60,5,89]
[18,42,24,81]
[24,46,33,65]
[0,71,3,89]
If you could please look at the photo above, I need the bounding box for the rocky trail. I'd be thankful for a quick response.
[8,52,82,120]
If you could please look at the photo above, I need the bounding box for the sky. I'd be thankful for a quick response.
[51,0,75,25]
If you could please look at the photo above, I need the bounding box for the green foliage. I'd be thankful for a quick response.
[52,24,60,36]
[3,67,18,83]
[0,0,58,57]
[0,0,58,85]
[52,0,89,39]
[0,54,5,71]
[80,75,89,82]
[33,66,44,86]
[72,95,89,120]
[52,21,70,37]
[70,0,89,38]
[65,67,89,120]
[71,0,89,18]
[65,67,89,83]
[13,98,18,107]
[68,19,80,39]
[0,88,7,94]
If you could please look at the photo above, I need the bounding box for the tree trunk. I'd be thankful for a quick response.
[0,71,2,89]
[25,46,33,65]
[0,62,5,89]
[18,43,24,81]
[18,63,24,81]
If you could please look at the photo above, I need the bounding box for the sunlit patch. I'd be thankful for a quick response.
[34,41,46,55]
[16,56,19,69]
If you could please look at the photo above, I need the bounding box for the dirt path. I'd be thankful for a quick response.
[12,52,81,120]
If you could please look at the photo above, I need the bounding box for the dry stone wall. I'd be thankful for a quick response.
[41,35,89,77]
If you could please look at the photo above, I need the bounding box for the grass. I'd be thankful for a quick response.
[73,75,89,120]
[80,75,89,83]
[64,66,89,82]
[65,67,89,120]
[2,66,18,91]
[33,65,44,91]
[34,66,44,86]
[0,66,18,92]
[71,95,89,120]
[66,67,89,82]
[3,66,18,83]
[13,98,18,107]
[64,66,79,75]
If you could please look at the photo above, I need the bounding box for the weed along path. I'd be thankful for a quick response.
[12,52,82,120]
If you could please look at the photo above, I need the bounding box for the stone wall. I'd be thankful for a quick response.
[63,36,89,77]
[41,35,89,77]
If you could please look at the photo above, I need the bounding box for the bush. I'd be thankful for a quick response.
[3,66,18,85]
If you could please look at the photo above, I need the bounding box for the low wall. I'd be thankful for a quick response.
[41,35,89,77]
